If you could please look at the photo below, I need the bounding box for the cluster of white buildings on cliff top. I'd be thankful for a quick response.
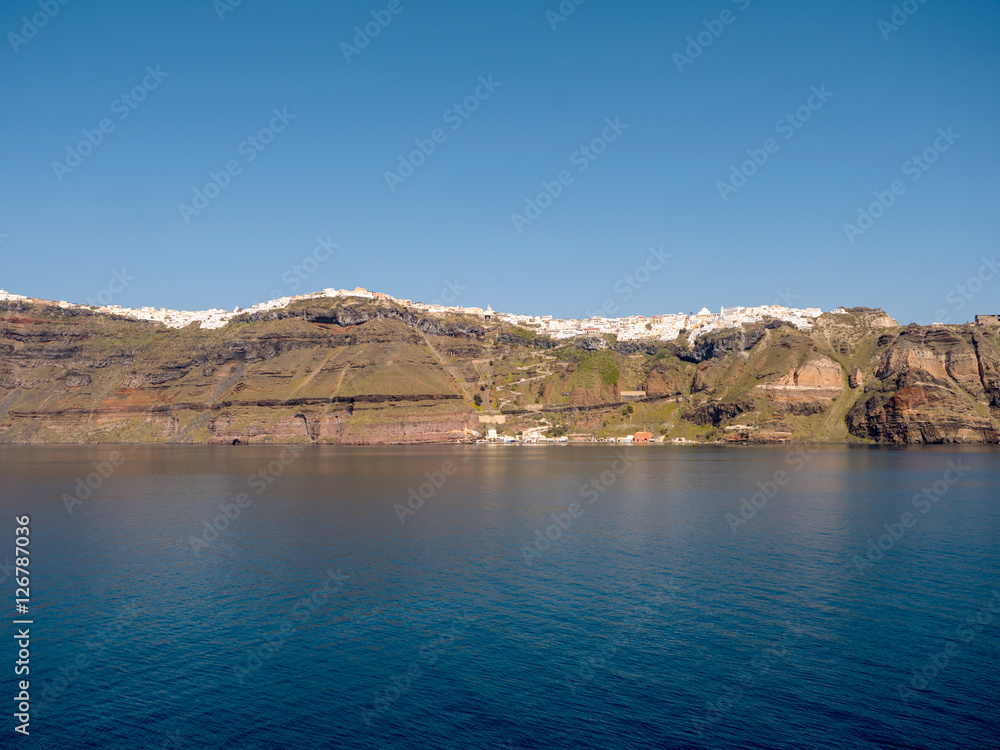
[0,287,820,340]
[496,305,822,342]
[2,287,391,329]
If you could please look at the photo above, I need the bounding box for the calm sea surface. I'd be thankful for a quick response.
[1,445,998,750]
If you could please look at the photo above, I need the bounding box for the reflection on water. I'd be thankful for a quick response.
[0,444,997,749]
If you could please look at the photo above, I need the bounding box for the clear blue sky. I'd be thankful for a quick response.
[2,0,998,324]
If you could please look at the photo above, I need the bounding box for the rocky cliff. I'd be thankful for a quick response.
[1,298,998,444]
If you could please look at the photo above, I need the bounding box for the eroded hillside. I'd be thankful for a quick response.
[1,299,997,444]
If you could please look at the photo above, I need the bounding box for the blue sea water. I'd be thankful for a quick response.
[0,444,997,749]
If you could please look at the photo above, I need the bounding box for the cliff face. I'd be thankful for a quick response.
[1,299,998,444]
[0,300,482,445]
[846,326,1000,443]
